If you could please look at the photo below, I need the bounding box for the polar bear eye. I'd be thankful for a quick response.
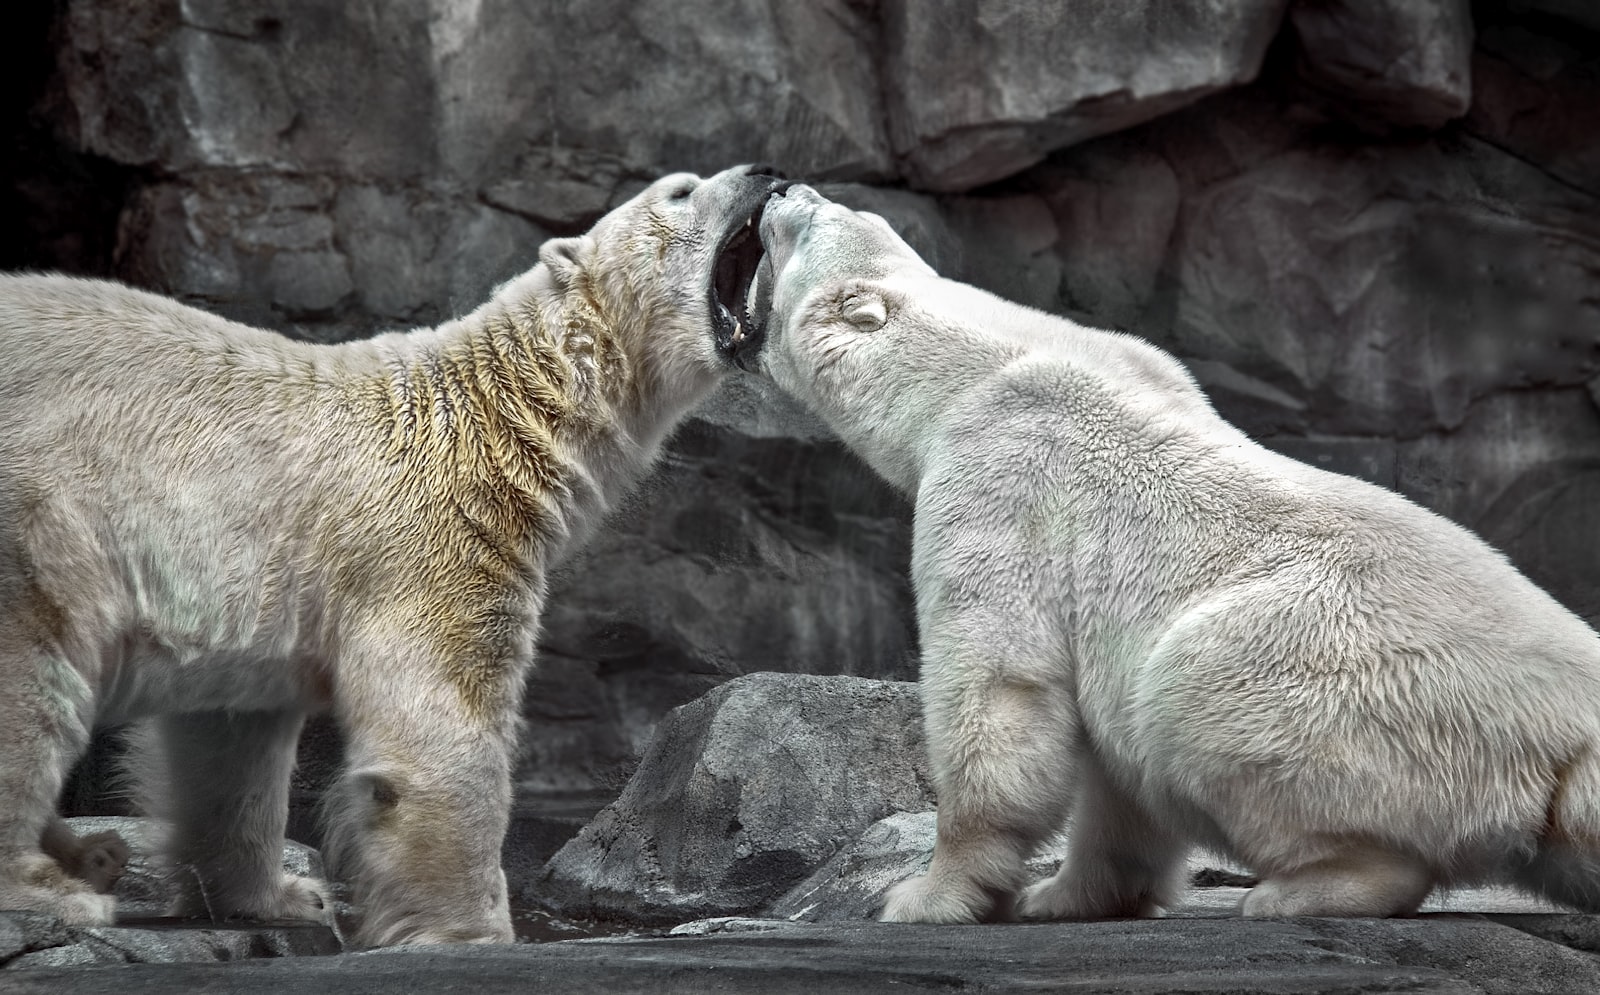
[668,180,696,202]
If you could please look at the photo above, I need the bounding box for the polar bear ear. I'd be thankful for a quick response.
[840,292,887,332]
[539,237,586,292]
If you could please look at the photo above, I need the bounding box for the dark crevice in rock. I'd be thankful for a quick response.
[0,1,139,276]
[1460,131,1600,205]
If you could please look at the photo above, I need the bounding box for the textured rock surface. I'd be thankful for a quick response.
[882,0,1288,190]
[535,674,932,921]
[1,918,340,971]
[57,0,890,185]
[1289,0,1475,129]
[767,811,938,922]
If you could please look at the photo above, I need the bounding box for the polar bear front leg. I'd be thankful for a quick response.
[141,709,329,923]
[0,638,114,925]
[881,605,1080,923]
[329,651,517,948]
[1019,756,1187,920]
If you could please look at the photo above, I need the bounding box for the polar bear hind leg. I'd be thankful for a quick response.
[0,636,112,924]
[1510,748,1600,912]
[134,709,328,922]
[1019,758,1188,920]
[1240,848,1433,917]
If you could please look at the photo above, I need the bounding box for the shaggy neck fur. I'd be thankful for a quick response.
[344,262,711,572]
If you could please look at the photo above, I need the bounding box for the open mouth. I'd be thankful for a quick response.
[711,200,772,367]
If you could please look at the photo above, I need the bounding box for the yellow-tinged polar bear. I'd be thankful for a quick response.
[722,183,1600,924]
[0,165,781,946]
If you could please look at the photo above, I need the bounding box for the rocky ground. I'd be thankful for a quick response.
[8,914,1600,994]
[10,675,1600,993]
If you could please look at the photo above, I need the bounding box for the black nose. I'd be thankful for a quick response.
[746,164,787,180]
[771,179,797,195]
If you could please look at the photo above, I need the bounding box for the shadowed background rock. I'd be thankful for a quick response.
[5,0,1598,960]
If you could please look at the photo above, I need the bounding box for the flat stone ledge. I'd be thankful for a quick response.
[7,916,1600,994]
[0,913,341,971]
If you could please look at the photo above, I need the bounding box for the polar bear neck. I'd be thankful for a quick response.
[344,289,661,567]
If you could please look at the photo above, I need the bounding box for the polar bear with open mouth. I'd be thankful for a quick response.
[722,183,1600,924]
[0,165,781,946]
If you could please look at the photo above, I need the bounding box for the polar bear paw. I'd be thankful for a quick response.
[1018,875,1089,920]
[1,854,118,925]
[880,874,990,924]
[73,830,133,894]
[169,871,330,923]
[269,873,331,922]
[1019,873,1159,920]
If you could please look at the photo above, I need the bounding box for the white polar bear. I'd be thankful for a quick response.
[722,183,1600,923]
[0,165,781,946]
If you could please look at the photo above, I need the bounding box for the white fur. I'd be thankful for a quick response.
[0,166,776,944]
[746,185,1600,923]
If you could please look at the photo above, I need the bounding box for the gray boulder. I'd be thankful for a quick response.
[882,0,1287,190]
[534,674,933,922]
[1289,0,1475,129]
[767,811,937,922]
[2,919,339,971]
[1164,119,1597,439]
[520,417,918,793]
[115,174,550,335]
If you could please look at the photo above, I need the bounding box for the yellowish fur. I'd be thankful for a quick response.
[0,166,778,945]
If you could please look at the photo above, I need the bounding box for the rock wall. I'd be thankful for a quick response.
[10,0,1598,803]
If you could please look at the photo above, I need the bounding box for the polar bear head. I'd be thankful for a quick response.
[719,181,937,374]
[533,164,783,416]
[717,183,959,483]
